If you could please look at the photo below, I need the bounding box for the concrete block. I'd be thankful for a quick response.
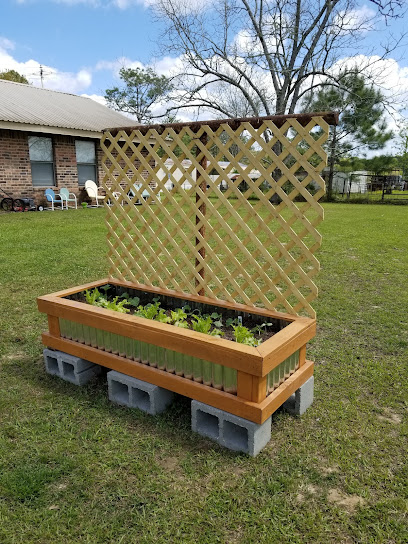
[282,376,314,415]
[43,349,101,386]
[107,371,174,415]
[191,400,272,456]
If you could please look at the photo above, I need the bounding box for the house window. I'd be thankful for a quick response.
[28,136,55,187]
[75,140,97,186]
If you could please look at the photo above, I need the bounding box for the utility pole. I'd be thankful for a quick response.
[40,65,44,88]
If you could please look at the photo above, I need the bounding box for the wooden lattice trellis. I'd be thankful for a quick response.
[101,112,337,318]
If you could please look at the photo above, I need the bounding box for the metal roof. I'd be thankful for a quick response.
[0,79,133,134]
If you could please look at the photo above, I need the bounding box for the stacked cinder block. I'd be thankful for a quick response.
[107,370,174,415]
[43,348,101,385]
[191,400,272,457]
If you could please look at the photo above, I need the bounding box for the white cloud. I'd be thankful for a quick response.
[0,37,15,51]
[81,93,108,105]
[0,36,93,93]
[95,56,144,77]
[333,5,377,34]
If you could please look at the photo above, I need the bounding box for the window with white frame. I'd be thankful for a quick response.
[28,136,55,187]
[75,140,97,186]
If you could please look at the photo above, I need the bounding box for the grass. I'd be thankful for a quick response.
[0,204,407,544]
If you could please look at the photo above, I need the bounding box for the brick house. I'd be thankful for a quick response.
[0,79,131,205]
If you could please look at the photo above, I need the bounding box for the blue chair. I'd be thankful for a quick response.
[44,189,64,211]
[60,188,77,209]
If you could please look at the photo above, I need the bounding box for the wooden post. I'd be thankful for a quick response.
[196,132,208,296]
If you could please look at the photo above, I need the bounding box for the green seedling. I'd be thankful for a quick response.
[85,288,101,306]
[170,308,188,328]
[126,296,140,308]
[137,302,161,320]
[155,309,171,323]
[191,316,224,337]
[100,285,111,295]
[103,297,130,313]
[252,322,274,336]
[226,317,240,328]
[232,325,260,346]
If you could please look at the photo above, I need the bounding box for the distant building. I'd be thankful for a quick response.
[0,80,131,204]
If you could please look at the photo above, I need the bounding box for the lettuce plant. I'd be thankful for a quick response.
[232,325,260,346]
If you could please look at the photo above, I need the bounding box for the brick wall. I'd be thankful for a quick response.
[0,129,101,206]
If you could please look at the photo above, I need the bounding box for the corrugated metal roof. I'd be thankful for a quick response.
[0,79,133,133]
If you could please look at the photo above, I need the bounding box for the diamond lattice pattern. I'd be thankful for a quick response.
[101,117,329,317]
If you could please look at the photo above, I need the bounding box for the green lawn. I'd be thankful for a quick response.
[0,204,407,544]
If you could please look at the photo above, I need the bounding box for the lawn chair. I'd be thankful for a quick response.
[85,180,105,207]
[44,189,64,211]
[129,183,162,205]
[59,188,77,209]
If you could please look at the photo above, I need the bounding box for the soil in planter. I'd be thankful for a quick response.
[66,284,290,345]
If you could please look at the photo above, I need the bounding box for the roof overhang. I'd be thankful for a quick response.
[0,120,102,139]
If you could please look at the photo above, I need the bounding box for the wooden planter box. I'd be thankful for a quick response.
[38,278,315,424]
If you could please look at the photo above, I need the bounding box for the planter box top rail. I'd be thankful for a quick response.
[102,111,335,318]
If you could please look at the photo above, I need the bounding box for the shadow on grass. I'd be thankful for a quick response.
[2,355,246,455]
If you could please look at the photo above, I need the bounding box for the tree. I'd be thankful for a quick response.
[392,121,408,180]
[105,67,173,123]
[153,0,402,119]
[0,69,29,84]
[302,70,392,200]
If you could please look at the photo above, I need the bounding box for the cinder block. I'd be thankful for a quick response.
[107,371,174,415]
[191,400,272,456]
[43,349,101,386]
[282,376,314,415]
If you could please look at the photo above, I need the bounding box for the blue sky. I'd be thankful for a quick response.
[1,0,408,141]
[1,0,170,97]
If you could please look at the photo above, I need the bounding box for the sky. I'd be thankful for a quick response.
[1,0,408,153]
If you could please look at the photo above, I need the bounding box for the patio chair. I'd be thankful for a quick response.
[85,180,105,207]
[129,183,162,205]
[59,188,77,209]
[44,188,64,211]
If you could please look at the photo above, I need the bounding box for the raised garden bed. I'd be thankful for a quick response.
[38,278,315,424]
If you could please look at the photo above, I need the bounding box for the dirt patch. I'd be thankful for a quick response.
[226,527,244,543]
[321,465,339,476]
[327,488,366,512]
[296,483,320,503]
[377,408,402,425]
[158,456,185,480]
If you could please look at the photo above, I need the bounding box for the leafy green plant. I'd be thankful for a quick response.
[252,322,274,336]
[137,302,161,320]
[155,308,171,323]
[191,315,223,337]
[85,288,101,306]
[233,325,260,346]
[226,317,240,328]
[170,308,188,328]
[101,297,130,313]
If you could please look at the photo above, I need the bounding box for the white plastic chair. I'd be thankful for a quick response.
[59,187,77,209]
[85,180,105,207]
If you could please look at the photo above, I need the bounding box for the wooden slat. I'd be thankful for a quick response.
[299,344,307,368]
[42,278,110,298]
[237,371,253,401]
[47,315,60,337]
[251,376,268,404]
